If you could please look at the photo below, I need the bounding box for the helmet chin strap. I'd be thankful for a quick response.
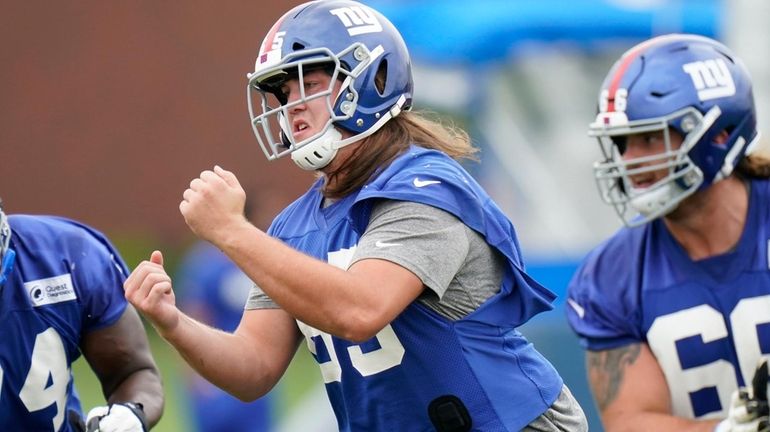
[289,95,408,171]
[629,183,680,218]
[290,127,343,171]
[625,163,703,226]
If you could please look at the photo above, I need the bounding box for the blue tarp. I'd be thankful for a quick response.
[364,0,723,65]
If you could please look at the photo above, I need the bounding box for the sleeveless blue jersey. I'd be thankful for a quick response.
[0,215,129,431]
[269,146,562,431]
[566,179,770,420]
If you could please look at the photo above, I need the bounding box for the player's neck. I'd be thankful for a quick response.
[319,142,361,190]
[663,175,749,261]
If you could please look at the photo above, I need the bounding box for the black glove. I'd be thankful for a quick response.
[67,409,87,432]
[750,359,769,431]
[716,359,770,432]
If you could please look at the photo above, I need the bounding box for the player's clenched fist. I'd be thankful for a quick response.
[179,165,248,245]
[123,250,179,336]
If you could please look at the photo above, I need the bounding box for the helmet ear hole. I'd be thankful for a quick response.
[375,59,388,95]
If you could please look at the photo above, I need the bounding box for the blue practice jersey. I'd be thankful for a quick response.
[0,215,129,431]
[269,146,562,431]
[566,178,770,420]
[176,242,272,432]
[178,242,256,331]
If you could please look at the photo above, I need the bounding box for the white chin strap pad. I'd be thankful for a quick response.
[291,128,343,171]
[629,183,677,217]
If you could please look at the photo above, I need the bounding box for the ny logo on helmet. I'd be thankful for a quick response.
[682,58,736,101]
[329,6,382,36]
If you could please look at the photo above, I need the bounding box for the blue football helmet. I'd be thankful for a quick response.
[590,34,760,227]
[0,200,15,287]
[247,0,413,170]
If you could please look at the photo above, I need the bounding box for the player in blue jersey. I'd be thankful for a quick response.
[0,200,164,431]
[565,34,770,431]
[124,1,587,431]
[175,199,274,432]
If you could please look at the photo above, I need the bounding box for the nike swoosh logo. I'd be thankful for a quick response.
[375,240,402,248]
[567,298,585,319]
[413,177,441,188]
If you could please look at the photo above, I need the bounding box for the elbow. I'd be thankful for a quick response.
[227,363,281,402]
[231,390,260,403]
[342,328,379,344]
[229,383,272,403]
[335,309,388,343]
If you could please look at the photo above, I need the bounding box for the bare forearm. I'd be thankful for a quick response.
[106,368,164,427]
[124,249,298,400]
[604,412,720,432]
[158,313,278,400]
[590,346,722,432]
[216,221,380,339]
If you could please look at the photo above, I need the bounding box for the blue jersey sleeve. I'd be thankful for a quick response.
[566,230,646,350]
[48,217,129,332]
[176,242,217,306]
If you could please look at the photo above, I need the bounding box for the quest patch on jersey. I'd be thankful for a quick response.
[24,274,77,306]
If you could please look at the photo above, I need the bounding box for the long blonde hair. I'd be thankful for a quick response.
[737,139,770,179]
[322,111,478,199]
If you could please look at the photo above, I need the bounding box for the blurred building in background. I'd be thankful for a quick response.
[1,0,311,248]
[4,0,769,431]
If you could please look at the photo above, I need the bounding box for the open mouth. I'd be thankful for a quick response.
[293,121,310,139]
[629,175,658,189]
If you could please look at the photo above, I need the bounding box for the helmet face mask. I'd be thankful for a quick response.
[593,106,714,226]
[590,34,759,227]
[246,0,413,170]
[248,45,365,168]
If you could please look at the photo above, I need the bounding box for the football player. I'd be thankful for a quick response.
[0,199,163,431]
[124,0,587,430]
[566,34,770,431]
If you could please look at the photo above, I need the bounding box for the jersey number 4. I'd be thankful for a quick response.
[1,328,69,431]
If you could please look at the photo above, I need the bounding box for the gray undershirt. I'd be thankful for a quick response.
[245,200,505,320]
